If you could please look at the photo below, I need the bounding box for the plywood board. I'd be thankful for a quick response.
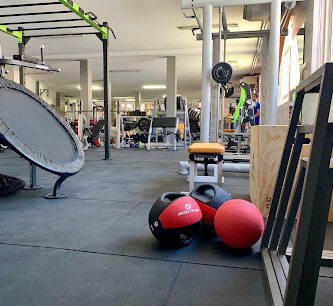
[249,126,333,221]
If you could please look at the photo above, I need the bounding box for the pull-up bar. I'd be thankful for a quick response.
[0,0,115,161]
[0,2,61,9]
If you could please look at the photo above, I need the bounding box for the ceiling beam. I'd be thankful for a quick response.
[181,0,303,9]
[196,28,304,40]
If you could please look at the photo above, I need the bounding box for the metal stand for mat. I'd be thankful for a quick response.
[261,63,333,306]
[45,176,68,199]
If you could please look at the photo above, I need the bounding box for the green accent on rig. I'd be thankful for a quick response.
[0,25,23,43]
[232,86,246,123]
[58,0,107,38]
[292,91,296,102]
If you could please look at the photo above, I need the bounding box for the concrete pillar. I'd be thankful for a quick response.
[135,91,141,111]
[267,0,281,125]
[210,37,220,142]
[166,56,177,118]
[201,4,213,143]
[56,92,65,116]
[260,35,269,125]
[80,59,93,120]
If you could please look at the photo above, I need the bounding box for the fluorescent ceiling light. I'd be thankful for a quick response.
[110,69,142,73]
[77,85,102,90]
[126,98,135,102]
[143,85,166,89]
[114,96,135,99]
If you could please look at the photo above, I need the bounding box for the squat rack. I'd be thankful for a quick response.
[0,0,116,163]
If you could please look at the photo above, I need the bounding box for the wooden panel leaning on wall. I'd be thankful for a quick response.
[249,125,333,221]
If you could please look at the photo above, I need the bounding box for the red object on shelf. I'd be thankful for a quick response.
[90,119,97,126]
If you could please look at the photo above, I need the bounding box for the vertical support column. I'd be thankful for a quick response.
[201,4,213,143]
[80,59,93,121]
[267,0,281,125]
[56,92,65,116]
[210,37,220,143]
[102,22,111,160]
[135,91,141,111]
[166,56,177,118]
[18,43,26,87]
[5,66,20,83]
[19,34,42,191]
[260,35,269,125]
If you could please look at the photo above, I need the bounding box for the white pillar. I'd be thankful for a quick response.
[5,66,20,83]
[56,92,65,116]
[135,91,141,111]
[210,37,220,142]
[267,0,281,125]
[201,4,213,143]
[260,35,269,125]
[166,56,177,118]
[80,59,93,120]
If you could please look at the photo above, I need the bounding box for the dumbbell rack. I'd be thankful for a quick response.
[261,63,333,306]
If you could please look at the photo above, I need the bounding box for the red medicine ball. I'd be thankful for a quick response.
[190,184,232,228]
[214,199,264,249]
[149,193,202,246]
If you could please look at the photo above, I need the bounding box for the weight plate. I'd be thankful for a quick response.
[212,62,233,84]
[137,118,150,132]
[139,133,148,144]
[225,85,235,98]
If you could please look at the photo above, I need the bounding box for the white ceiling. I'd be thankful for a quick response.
[0,0,263,100]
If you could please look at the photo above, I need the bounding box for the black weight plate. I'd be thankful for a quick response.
[212,62,233,84]
[139,133,148,144]
[225,85,235,97]
[137,118,150,132]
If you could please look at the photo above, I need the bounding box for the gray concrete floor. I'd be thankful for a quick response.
[0,148,332,306]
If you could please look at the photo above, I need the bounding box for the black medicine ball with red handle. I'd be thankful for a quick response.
[190,184,232,228]
[149,193,202,246]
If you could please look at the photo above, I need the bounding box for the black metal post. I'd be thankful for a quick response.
[102,22,111,160]
[18,31,43,191]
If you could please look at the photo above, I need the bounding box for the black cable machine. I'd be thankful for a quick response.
[0,0,116,194]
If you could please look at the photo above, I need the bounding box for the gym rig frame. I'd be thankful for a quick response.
[0,0,116,191]
[261,63,333,306]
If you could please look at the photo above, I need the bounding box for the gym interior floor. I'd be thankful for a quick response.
[0,148,332,306]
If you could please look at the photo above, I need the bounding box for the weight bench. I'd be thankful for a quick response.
[147,117,179,151]
[188,143,225,192]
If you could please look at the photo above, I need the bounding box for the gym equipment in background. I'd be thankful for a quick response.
[223,82,252,156]
[149,192,202,246]
[82,120,105,151]
[190,184,232,228]
[214,199,264,249]
[0,78,85,199]
[0,173,25,196]
[188,109,201,141]
[146,117,179,151]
